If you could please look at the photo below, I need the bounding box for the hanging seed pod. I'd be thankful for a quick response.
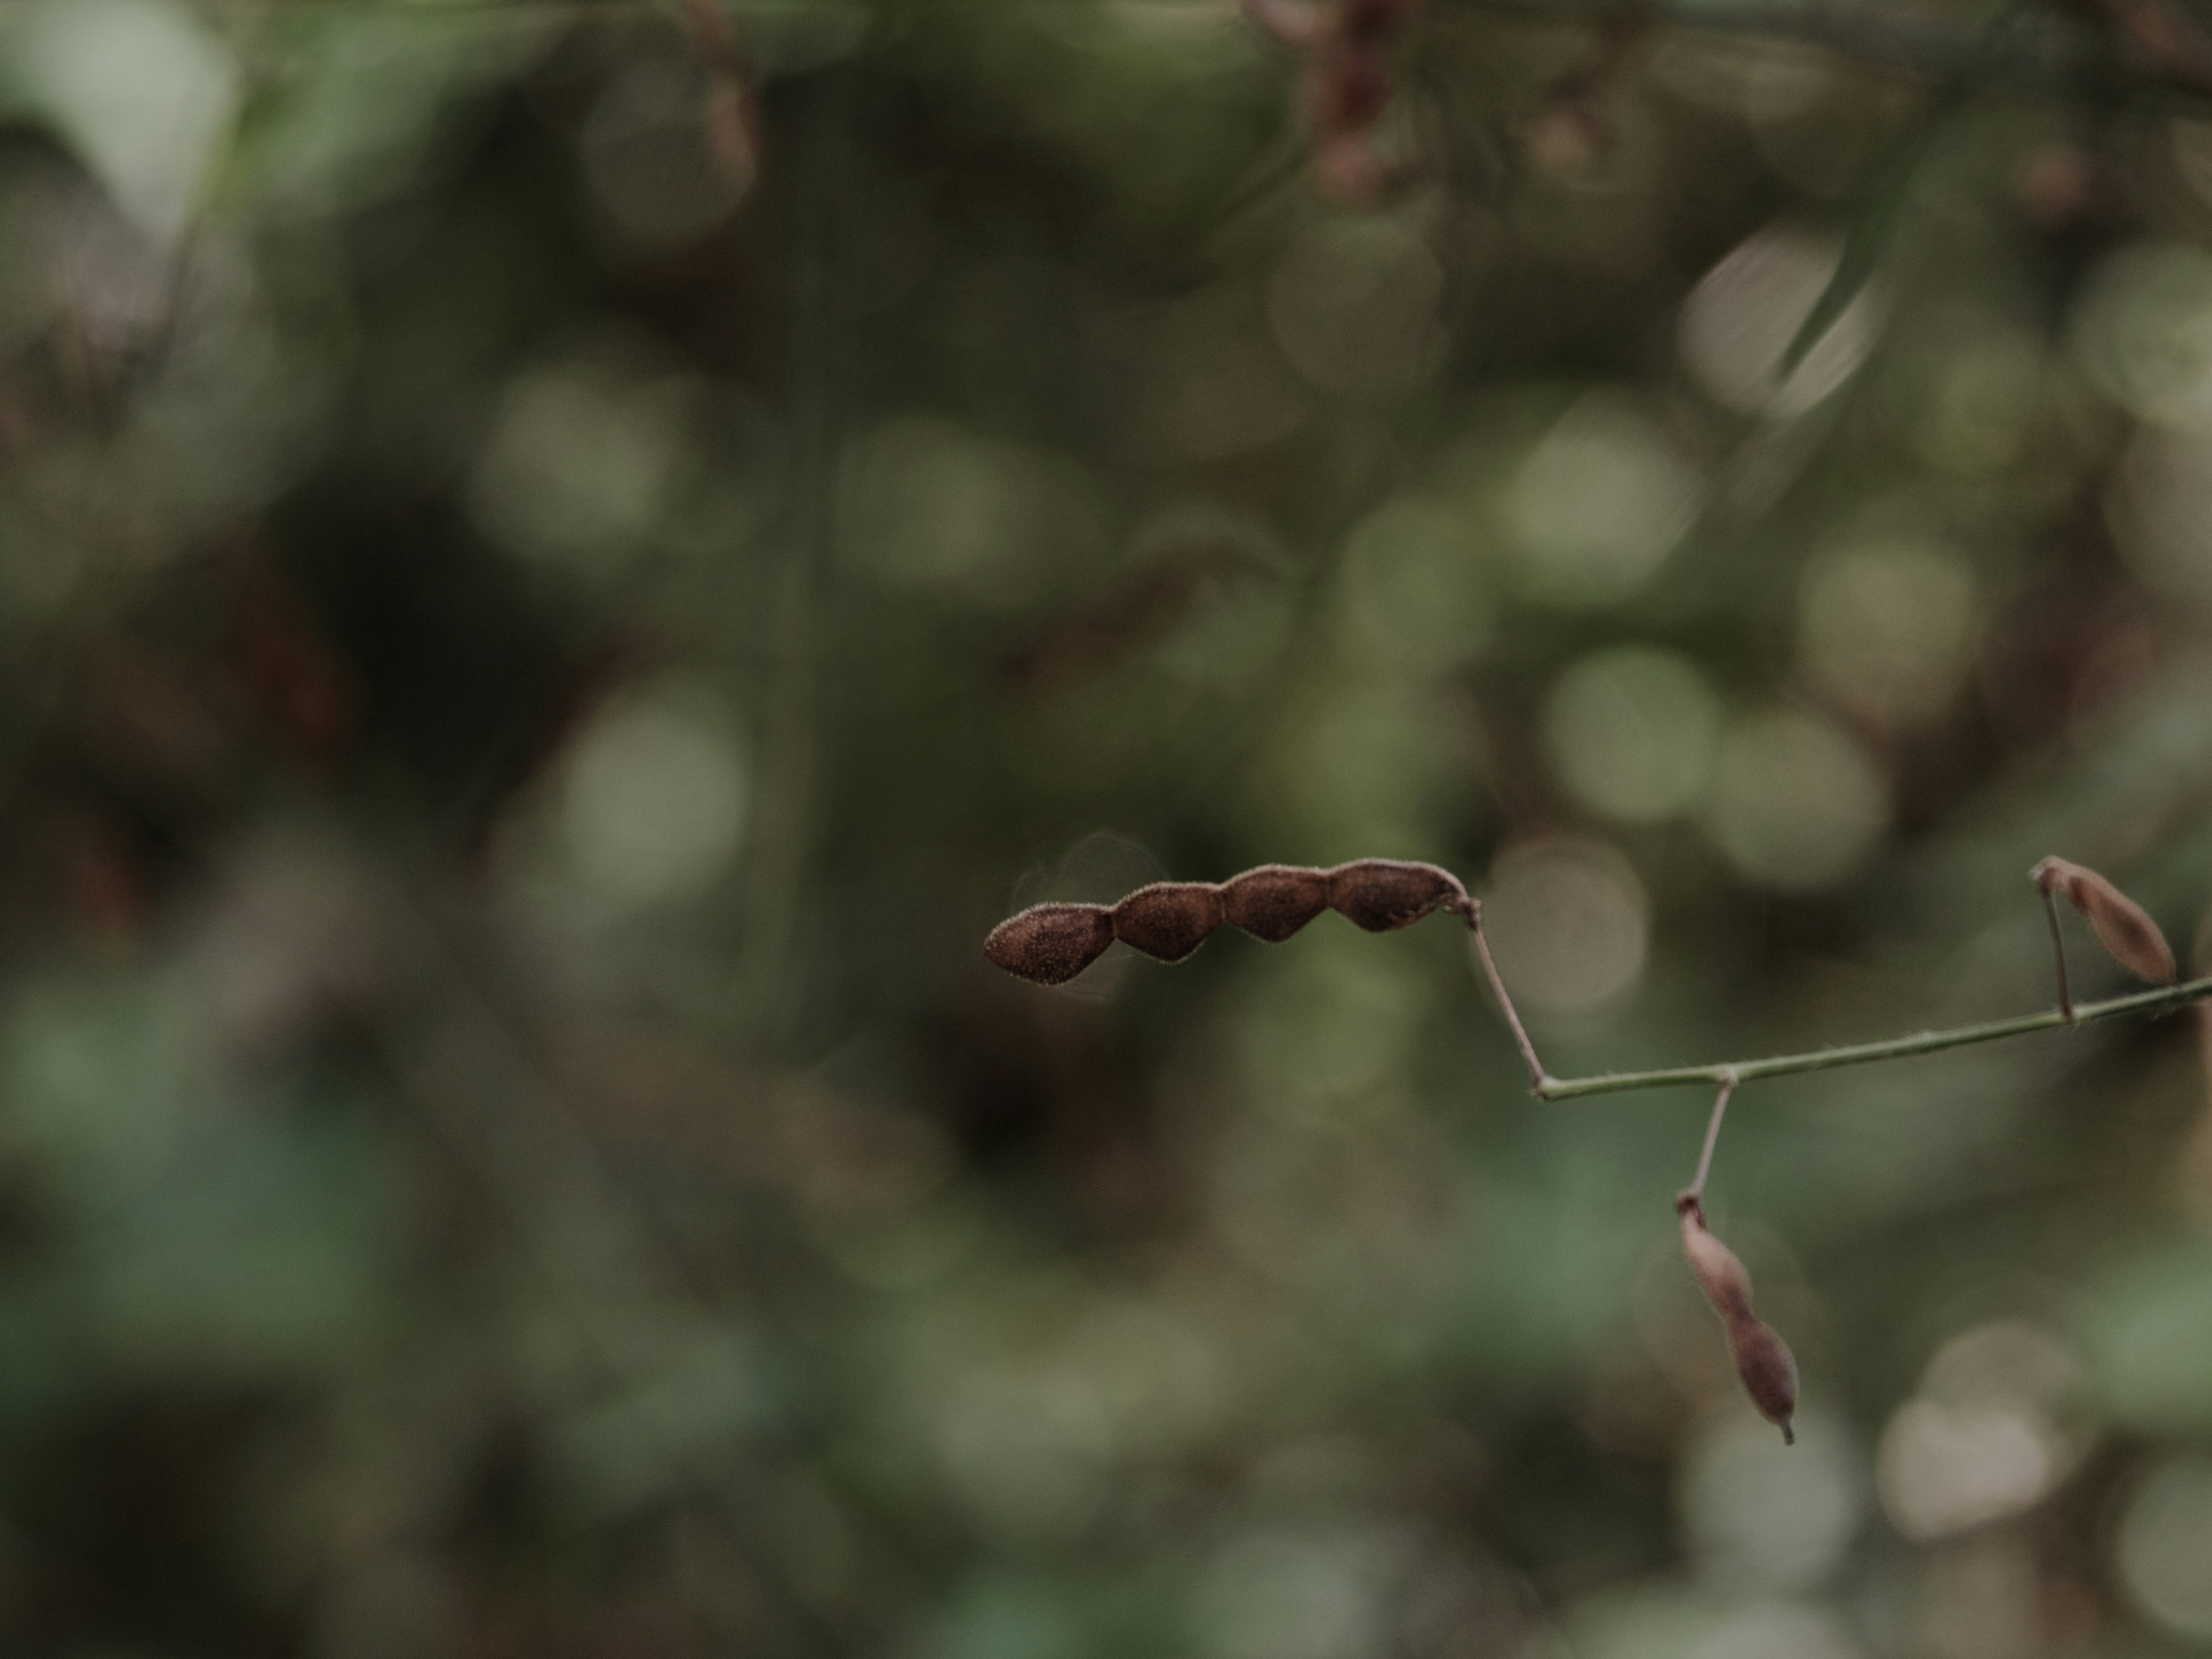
[1222,865,1332,943]
[1678,1199,1797,1445]
[1327,859,1469,933]
[983,903,1115,986]
[2031,857,2176,985]
[1112,882,1226,963]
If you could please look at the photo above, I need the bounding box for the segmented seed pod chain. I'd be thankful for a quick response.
[983,859,1471,986]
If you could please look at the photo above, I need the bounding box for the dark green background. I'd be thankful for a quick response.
[0,0,2207,1653]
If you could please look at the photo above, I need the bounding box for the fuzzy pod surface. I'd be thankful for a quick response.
[983,903,1115,985]
[1222,865,1331,942]
[1112,882,1227,963]
[2032,856,2176,985]
[1327,859,1469,933]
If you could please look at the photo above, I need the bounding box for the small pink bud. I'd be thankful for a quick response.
[2031,856,2176,986]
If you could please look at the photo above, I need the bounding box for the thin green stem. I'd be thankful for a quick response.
[2040,883,2075,1024]
[1535,973,2212,1101]
[1465,900,1551,1093]
[1677,1073,1737,1204]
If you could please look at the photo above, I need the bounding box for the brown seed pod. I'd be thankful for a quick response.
[1327,859,1469,933]
[982,903,1115,986]
[1112,882,1227,963]
[982,857,1475,982]
[1222,865,1332,943]
[1679,1201,1797,1444]
[2032,856,2176,985]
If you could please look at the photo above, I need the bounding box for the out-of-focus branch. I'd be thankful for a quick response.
[210,0,2212,105]
[1455,0,2212,102]
[676,0,762,198]
[2077,0,2212,93]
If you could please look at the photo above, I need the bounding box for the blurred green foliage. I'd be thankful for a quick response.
[3,0,2212,1653]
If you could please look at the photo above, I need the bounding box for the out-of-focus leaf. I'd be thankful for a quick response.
[2079,1242,2212,1435]
[1777,105,1941,380]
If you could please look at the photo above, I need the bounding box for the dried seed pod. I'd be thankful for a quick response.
[1112,882,1226,963]
[1222,865,1331,943]
[1327,859,1468,933]
[983,903,1115,986]
[1679,1201,1797,1445]
[983,856,1476,983]
[2032,856,2176,985]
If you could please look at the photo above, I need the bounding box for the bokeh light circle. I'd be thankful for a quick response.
[560,693,749,906]
[1702,707,1889,891]
[1541,645,1721,823]
[2116,1456,2212,1641]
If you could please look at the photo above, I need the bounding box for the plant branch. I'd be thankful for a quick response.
[1453,0,2212,105]
[205,0,2212,108]
[1536,972,2212,1100]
